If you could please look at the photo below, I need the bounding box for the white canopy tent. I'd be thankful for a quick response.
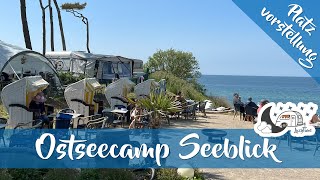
[105,78,135,108]
[45,51,144,81]
[1,76,49,129]
[0,40,61,87]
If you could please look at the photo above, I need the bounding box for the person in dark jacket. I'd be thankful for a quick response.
[29,92,50,126]
[246,97,258,109]
[245,97,259,118]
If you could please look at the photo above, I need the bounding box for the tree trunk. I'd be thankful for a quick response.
[20,0,32,50]
[39,0,46,55]
[53,0,66,51]
[48,0,54,51]
[85,18,90,53]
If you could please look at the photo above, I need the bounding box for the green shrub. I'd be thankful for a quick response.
[7,169,48,180]
[79,169,134,180]
[150,71,206,101]
[58,72,85,86]
[0,169,12,180]
[156,168,205,180]
[150,71,231,108]
[43,169,80,180]
[208,96,230,108]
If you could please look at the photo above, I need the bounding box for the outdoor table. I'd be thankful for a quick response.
[202,129,227,142]
[111,109,128,127]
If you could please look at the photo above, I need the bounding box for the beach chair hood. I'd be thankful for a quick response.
[134,79,159,98]
[1,76,49,112]
[105,78,135,108]
[64,78,103,106]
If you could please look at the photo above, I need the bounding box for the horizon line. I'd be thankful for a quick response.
[200,74,310,78]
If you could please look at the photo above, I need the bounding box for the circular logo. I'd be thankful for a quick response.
[55,60,64,70]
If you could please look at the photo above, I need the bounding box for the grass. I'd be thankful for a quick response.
[0,168,205,180]
[156,168,205,180]
[207,96,230,108]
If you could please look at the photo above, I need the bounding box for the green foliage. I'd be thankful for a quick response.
[156,169,205,180]
[128,92,181,128]
[43,169,80,180]
[61,2,87,10]
[0,169,12,180]
[135,93,180,113]
[145,49,201,80]
[58,72,85,86]
[150,71,206,101]
[7,169,48,180]
[79,169,134,180]
[207,96,230,108]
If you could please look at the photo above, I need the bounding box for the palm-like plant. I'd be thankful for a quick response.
[127,93,181,128]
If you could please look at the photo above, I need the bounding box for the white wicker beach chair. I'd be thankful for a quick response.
[105,78,135,108]
[134,79,159,99]
[1,76,49,129]
[64,78,103,118]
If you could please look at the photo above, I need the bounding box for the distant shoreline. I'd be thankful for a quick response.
[200,74,312,78]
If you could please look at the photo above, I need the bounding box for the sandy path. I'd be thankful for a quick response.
[166,112,320,180]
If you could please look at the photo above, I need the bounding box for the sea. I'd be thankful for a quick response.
[199,75,320,106]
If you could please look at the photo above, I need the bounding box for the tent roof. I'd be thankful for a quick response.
[45,51,144,64]
[0,40,61,86]
[0,40,29,69]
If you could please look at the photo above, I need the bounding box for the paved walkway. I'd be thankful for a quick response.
[168,112,320,180]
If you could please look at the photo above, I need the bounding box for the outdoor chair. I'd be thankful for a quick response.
[244,105,257,122]
[76,114,103,129]
[81,117,107,139]
[198,101,207,117]
[182,102,198,120]
[168,100,183,120]
[103,108,128,128]
[10,119,43,148]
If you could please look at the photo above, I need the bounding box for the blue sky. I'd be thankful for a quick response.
[0,0,309,77]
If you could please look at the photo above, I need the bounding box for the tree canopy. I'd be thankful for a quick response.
[145,49,201,80]
[61,2,87,10]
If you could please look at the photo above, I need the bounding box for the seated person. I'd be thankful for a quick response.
[310,114,320,124]
[129,106,142,129]
[245,97,258,118]
[175,91,187,106]
[245,97,258,109]
[29,92,50,126]
[257,99,269,114]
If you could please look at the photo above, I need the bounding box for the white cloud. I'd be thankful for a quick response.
[261,125,272,134]
[257,121,268,131]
